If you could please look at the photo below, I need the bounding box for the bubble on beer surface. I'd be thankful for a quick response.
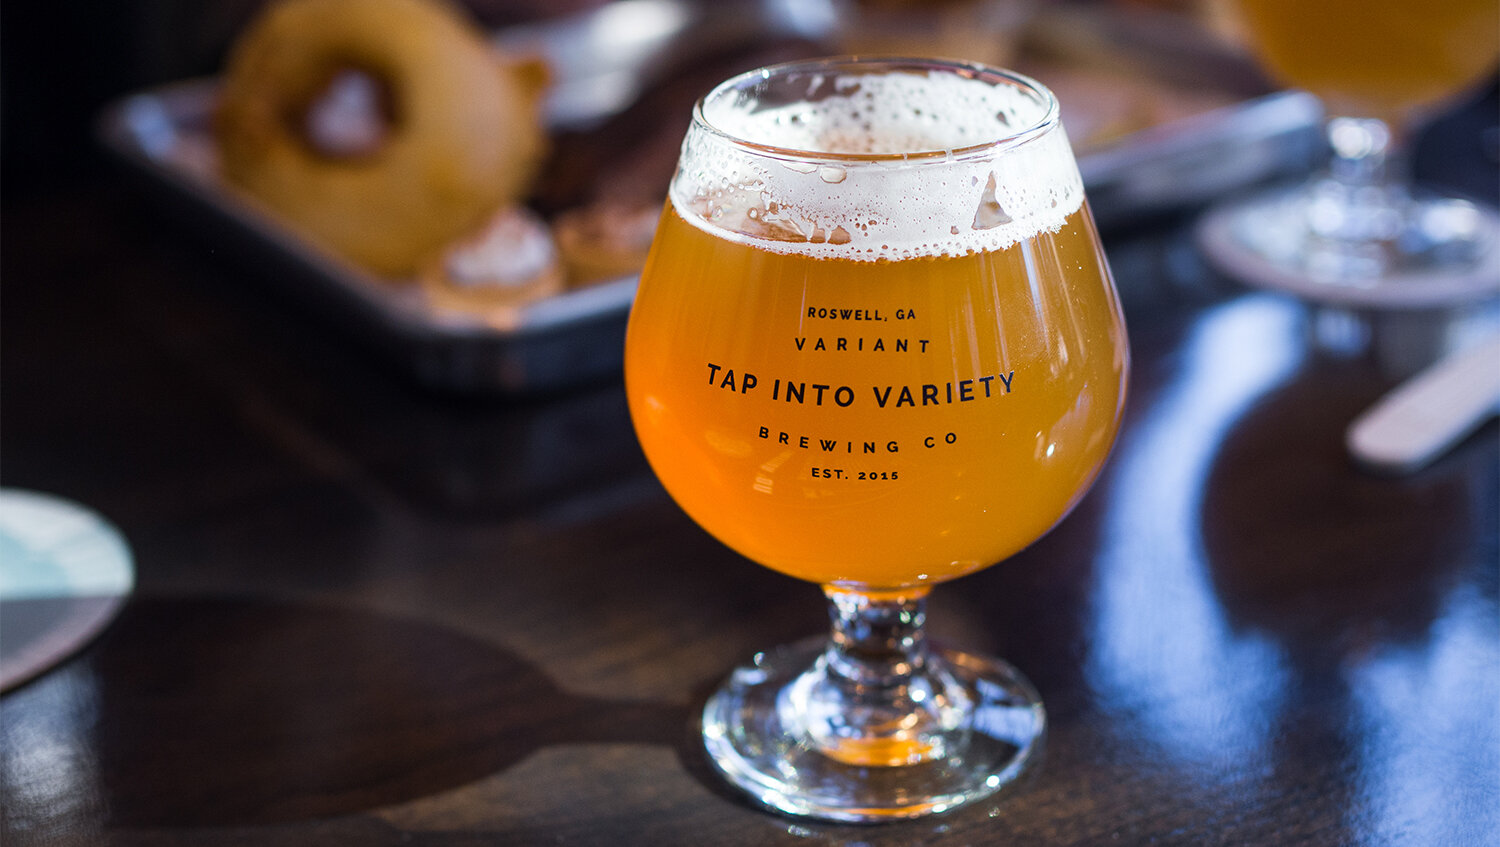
[972,172,1014,230]
[675,68,1085,260]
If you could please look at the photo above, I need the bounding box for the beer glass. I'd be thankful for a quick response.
[1199,0,1500,293]
[625,58,1128,821]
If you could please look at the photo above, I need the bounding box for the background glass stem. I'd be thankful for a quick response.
[1302,115,1413,275]
[1327,115,1395,187]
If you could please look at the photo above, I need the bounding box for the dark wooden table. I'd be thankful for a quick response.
[3,5,1498,845]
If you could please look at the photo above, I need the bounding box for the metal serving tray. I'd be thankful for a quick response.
[98,2,1322,395]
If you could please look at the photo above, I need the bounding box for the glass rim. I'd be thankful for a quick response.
[690,56,1062,166]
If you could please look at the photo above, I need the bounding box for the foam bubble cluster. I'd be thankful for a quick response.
[673,66,1085,261]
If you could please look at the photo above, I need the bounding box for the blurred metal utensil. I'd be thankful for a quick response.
[496,0,837,129]
[1347,332,1500,474]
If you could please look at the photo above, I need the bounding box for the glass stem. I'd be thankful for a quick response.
[825,584,929,686]
[784,585,970,767]
[1326,115,1395,189]
[1302,115,1413,276]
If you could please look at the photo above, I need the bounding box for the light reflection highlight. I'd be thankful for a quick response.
[1087,295,1303,766]
[1348,581,1500,845]
[0,665,106,836]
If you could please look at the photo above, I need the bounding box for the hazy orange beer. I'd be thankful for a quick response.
[628,203,1125,588]
[1235,0,1500,123]
[624,59,1127,820]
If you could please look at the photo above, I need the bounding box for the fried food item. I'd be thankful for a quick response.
[419,205,563,327]
[216,0,548,277]
[553,202,660,286]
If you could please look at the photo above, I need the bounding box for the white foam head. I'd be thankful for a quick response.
[672,59,1086,261]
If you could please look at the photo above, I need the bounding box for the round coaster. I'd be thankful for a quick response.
[0,489,135,691]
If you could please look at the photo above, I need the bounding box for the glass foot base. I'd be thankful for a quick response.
[701,638,1045,823]
[1196,185,1500,310]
